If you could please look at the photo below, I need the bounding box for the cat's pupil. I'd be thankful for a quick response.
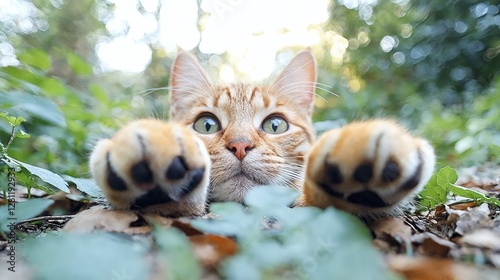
[271,120,280,132]
[204,118,216,132]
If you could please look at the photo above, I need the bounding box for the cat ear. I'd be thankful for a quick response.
[170,51,212,112]
[270,50,316,115]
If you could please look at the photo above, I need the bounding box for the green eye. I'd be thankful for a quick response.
[193,114,221,134]
[262,116,288,134]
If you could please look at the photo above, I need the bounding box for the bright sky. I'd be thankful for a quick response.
[97,0,330,81]
[0,0,331,81]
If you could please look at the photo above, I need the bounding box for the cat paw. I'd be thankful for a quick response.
[301,119,435,219]
[89,119,210,217]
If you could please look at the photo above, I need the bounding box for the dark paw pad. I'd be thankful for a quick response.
[166,156,188,180]
[134,186,173,207]
[382,161,400,182]
[353,163,373,183]
[181,167,205,196]
[399,152,423,191]
[106,153,127,191]
[326,163,343,184]
[131,161,153,184]
[319,183,344,198]
[347,191,388,208]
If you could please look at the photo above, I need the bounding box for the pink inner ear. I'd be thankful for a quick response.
[270,50,317,114]
[169,51,212,106]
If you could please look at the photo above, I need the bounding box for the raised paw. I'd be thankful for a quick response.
[301,119,435,219]
[89,119,210,217]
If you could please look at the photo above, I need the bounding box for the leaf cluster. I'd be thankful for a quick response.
[419,166,500,209]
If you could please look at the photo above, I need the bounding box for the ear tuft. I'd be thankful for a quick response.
[270,50,317,115]
[169,51,212,114]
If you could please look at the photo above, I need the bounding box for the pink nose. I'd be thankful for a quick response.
[228,142,254,161]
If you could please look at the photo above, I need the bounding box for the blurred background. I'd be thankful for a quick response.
[1,0,499,178]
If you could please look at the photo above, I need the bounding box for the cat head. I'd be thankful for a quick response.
[169,50,317,202]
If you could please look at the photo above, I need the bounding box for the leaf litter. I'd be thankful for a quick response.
[0,166,499,279]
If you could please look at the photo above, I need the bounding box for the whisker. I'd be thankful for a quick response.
[134,87,170,96]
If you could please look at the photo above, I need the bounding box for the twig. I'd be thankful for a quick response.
[15,215,75,226]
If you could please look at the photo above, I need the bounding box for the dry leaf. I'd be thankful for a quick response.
[63,207,150,234]
[388,255,478,280]
[412,232,456,257]
[171,219,204,236]
[143,213,174,227]
[449,201,477,211]
[435,205,446,216]
[460,229,500,250]
[371,216,412,253]
[372,216,412,241]
[454,203,492,236]
[189,234,238,267]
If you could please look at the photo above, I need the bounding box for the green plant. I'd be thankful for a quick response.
[0,112,68,196]
[419,166,500,209]
[192,186,396,279]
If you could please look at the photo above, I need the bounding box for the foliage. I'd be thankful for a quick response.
[16,186,396,279]
[0,113,69,196]
[192,186,396,279]
[325,0,500,105]
[20,232,150,280]
[314,0,500,168]
[0,198,54,231]
[419,166,500,209]
[154,227,202,280]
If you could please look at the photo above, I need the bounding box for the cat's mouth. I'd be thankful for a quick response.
[233,171,267,186]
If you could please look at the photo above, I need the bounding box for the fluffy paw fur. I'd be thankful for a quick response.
[89,119,210,217]
[300,120,435,220]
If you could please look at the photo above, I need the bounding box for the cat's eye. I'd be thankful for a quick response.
[193,114,221,134]
[261,116,288,134]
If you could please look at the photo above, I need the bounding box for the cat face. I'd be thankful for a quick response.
[169,51,317,202]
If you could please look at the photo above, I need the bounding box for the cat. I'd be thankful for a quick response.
[89,50,435,220]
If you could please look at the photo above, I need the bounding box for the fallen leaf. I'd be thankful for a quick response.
[454,203,492,236]
[371,217,412,253]
[412,232,456,257]
[460,229,500,250]
[172,218,204,236]
[143,213,174,228]
[435,204,446,216]
[63,207,150,234]
[189,234,238,267]
[388,255,478,280]
[449,201,477,211]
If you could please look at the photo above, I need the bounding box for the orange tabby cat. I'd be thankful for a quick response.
[89,50,435,220]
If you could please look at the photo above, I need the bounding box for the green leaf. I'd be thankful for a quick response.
[449,184,500,207]
[89,83,110,105]
[41,77,68,96]
[63,175,102,197]
[191,202,254,236]
[154,227,201,280]
[0,199,54,231]
[436,166,458,188]
[0,112,12,126]
[20,232,149,280]
[2,91,67,127]
[12,116,26,127]
[193,187,394,279]
[14,130,30,139]
[18,49,51,70]
[9,157,70,192]
[67,53,92,76]
[244,185,299,210]
[419,166,457,209]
